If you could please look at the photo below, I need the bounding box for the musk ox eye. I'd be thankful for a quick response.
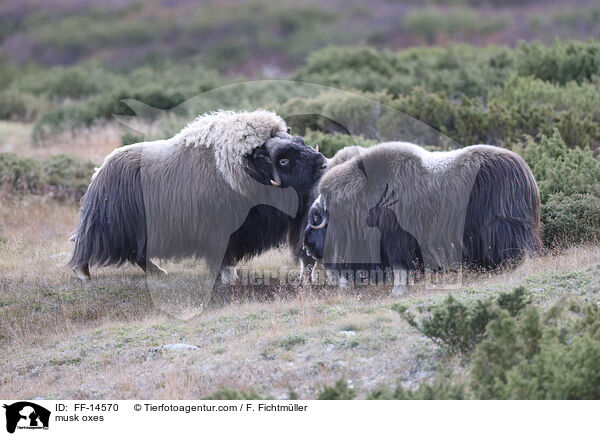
[279,158,290,167]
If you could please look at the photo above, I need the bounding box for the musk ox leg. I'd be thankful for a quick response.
[391,268,408,296]
[298,258,314,284]
[338,274,350,289]
[73,263,91,281]
[137,258,168,276]
[219,266,238,285]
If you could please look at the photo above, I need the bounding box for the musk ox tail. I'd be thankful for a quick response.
[68,148,147,270]
[463,150,542,268]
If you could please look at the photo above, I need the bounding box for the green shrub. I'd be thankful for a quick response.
[521,129,600,196]
[317,379,356,400]
[204,387,266,400]
[121,133,144,146]
[394,286,530,353]
[471,304,600,399]
[0,153,44,194]
[516,40,600,85]
[32,106,96,143]
[14,65,117,100]
[41,155,96,200]
[293,44,514,98]
[0,90,45,122]
[541,193,600,247]
[403,7,507,44]
[518,130,600,246]
[0,152,94,201]
[395,286,600,399]
[491,76,600,149]
[302,130,376,158]
[279,334,307,350]
[368,376,466,400]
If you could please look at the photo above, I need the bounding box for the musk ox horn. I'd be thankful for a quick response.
[270,169,282,186]
[309,216,327,230]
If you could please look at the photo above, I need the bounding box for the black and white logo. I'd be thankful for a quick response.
[3,402,50,434]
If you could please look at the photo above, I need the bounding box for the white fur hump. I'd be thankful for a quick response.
[173,109,286,154]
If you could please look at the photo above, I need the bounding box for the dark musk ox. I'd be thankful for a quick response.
[303,142,542,294]
[69,110,326,280]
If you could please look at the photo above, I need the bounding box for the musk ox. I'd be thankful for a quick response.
[69,110,326,280]
[303,142,541,294]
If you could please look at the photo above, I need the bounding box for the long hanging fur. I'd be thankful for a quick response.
[69,110,299,273]
[314,142,541,271]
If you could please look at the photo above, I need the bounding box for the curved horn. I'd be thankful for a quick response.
[309,220,327,230]
[270,169,282,187]
[309,214,328,230]
[315,143,319,153]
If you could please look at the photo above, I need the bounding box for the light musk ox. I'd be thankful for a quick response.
[303,142,542,294]
[69,110,326,281]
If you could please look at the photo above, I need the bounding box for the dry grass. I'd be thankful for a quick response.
[1,195,599,399]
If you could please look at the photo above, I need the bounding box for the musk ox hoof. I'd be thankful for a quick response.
[392,268,408,296]
[391,284,407,297]
[73,264,91,281]
[219,266,238,285]
[146,260,168,277]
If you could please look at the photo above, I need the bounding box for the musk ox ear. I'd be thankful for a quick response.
[243,145,274,185]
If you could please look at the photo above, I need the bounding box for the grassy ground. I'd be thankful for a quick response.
[1,195,599,399]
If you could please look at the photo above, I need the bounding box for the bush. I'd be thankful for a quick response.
[0,90,45,122]
[394,286,530,354]
[204,387,266,400]
[0,153,44,194]
[368,376,466,400]
[121,133,144,146]
[41,154,96,200]
[396,286,600,399]
[519,130,600,246]
[471,304,600,399]
[293,44,514,98]
[317,379,356,400]
[403,7,507,44]
[302,130,376,158]
[32,106,96,143]
[516,40,600,85]
[13,65,117,100]
[522,130,600,202]
[0,152,94,201]
[541,193,600,247]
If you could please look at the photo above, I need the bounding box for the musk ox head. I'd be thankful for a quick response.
[303,145,370,262]
[303,194,328,259]
[244,132,327,210]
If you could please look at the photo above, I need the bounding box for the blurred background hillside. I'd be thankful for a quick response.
[2,0,600,74]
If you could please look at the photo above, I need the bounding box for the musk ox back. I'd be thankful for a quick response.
[69,110,325,280]
[303,142,541,290]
